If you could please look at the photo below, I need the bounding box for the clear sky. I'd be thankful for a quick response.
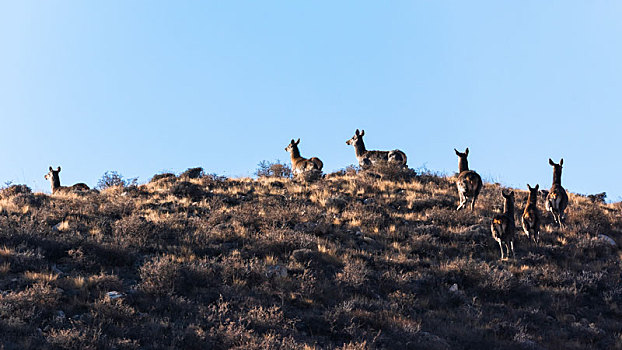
[1,1,621,200]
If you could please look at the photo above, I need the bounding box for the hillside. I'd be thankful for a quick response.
[0,168,621,349]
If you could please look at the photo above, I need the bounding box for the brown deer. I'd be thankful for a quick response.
[44,166,90,194]
[284,139,323,175]
[545,158,568,228]
[522,184,541,244]
[454,148,482,210]
[491,190,516,260]
[345,129,407,169]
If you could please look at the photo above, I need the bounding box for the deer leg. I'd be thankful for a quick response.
[498,240,504,260]
[457,193,465,210]
[510,240,515,259]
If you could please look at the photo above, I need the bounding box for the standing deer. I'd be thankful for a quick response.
[345,129,407,169]
[454,148,482,210]
[285,139,323,175]
[45,166,90,194]
[545,158,568,228]
[522,184,541,244]
[491,190,516,260]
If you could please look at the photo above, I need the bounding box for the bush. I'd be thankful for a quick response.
[0,184,32,198]
[170,181,208,201]
[361,163,416,182]
[150,173,176,183]
[96,171,138,190]
[180,167,205,179]
[256,160,292,178]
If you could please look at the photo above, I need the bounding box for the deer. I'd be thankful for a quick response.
[454,148,483,211]
[491,190,516,260]
[44,166,90,194]
[284,139,323,175]
[545,158,568,228]
[345,129,407,169]
[521,184,541,244]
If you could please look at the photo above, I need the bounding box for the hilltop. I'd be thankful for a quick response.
[0,167,621,349]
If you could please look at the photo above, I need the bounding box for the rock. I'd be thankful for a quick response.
[55,310,65,321]
[363,236,375,243]
[266,265,288,278]
[363,198,375,205]
[598,234,616,247]
[449,283,459,293]
[106,291,125,300]
[292,249,315,262]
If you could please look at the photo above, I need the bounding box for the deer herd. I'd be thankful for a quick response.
[42,128,571,260]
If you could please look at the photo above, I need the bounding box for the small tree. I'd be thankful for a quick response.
[256,160,292,178]
[97,171,138,190]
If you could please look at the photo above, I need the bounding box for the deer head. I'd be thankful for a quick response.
[346,129,365,146]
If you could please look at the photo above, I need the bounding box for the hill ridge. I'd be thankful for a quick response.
[0,170,620,349]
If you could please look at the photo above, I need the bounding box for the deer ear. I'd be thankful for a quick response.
[49,166,53,171]
[57,167,61,172]
[535,184,539,191]
[527,184,531,190]
[454,148,459,155]
[355,129,360,135]
[549,158,555,166]
[465,148,469,156]
[296,138,300,145]
[290,139,295,144]
[360,130,364,136]
[559,158,563,166]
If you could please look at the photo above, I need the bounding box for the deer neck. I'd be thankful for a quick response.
[527,193,537,206]
[503,198,514,216]
[50,175,61,193]
[354,140,366,158]
[289,146,302,162]
[458,158,469,173]
[552,168,562,185]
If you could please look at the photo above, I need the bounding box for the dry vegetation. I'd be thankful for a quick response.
[1,166,622,349]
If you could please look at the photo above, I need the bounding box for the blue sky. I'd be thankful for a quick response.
[1,1,621,200]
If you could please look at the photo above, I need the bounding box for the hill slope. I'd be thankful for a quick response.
[1,170,621,349]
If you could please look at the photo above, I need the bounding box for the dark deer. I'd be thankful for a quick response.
[44,166,90,194]
[545,158,568,228]
[522,184,541,244]
[346,129,407,169]
[491,190,516,260]
[285,139,323,175]
[454,148,482,210]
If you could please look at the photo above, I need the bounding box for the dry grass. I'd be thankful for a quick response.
[0,171,621,349]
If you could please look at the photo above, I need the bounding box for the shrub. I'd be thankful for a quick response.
[150,172,176,183]
[256,160,292,178]
[170,181,208,201]
[587,192,607,204]
[0,184,32,198]
[96,171,138,189]
[180,167,205,179]
[361,163,416,182]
